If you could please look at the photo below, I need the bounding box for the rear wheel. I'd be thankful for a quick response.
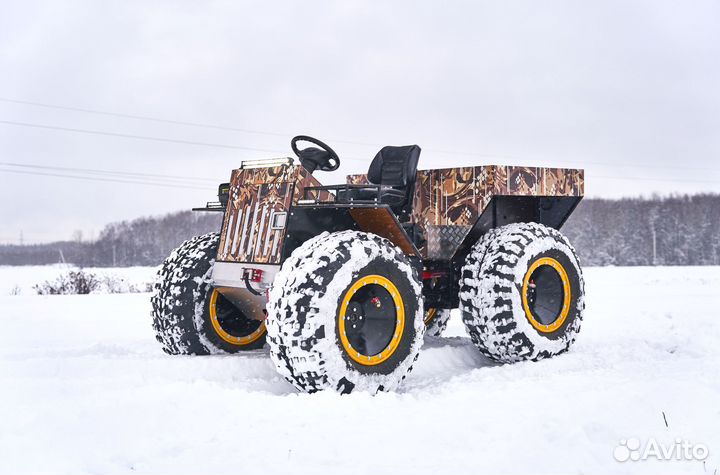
[266,230,424,394]
[423,308,452,337]
[151,232,266,354]
[459,223,584,362]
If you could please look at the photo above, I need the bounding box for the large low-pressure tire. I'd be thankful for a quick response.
[423,308,452,337]
[459,222,584,362]
[266,230,424,394]
[151,232,266,355]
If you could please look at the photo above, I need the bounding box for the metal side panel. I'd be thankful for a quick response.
[211,261,280,321]
[217,166,296,264]
[281,206,360,262]
[348,207,419,257]
[411,166,584,260]
[217,165,333,264]
[452,195,583,264]
[281,204,419,262]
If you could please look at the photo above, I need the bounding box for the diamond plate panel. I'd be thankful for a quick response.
[426,225,472,259]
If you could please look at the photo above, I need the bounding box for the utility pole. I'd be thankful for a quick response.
[651,227,657,265]
[648,208,659,265]
[19,230,24,246]
[112,244,116,267]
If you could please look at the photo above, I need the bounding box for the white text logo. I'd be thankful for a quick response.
[614,438,709,462]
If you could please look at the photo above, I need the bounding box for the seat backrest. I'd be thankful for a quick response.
[367,145,421,220]
[368,145,420,187]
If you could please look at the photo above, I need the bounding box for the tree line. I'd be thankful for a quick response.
[1,193,718,267]
[562,193,720,266]
[0,211,222,267]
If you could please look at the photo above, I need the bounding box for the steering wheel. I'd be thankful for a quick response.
[291,135,340,173]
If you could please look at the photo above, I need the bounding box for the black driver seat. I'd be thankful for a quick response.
[339,145,421,222]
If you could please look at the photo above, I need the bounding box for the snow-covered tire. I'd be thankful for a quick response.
[459,222,584,362]
[151,232,266,355]
[424,309,452,337]
[266,230,424,394]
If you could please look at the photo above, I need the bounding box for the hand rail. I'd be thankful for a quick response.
[302,184,398,204]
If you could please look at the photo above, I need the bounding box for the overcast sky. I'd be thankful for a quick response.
[1,0,719,243]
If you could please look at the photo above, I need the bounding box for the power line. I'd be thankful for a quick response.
[530,157,720,173]
[0,119,370,163]
[0,97,533,162]
[0,97,642,167]
[1,154,718,189]
[0,97,382,148]
[0,167,209,190]
[436,150,720,173]
[3,97,720,172]
[0,161,220,183]
[592,174,720,185]
[4,97,720,173]
[0,120,288,154]
[1,161,717,192]
[1,98,719,179]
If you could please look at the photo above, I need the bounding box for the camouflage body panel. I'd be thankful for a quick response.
[217,165,330,264]
[346,174,371,186]
[494,166,584,196]
[347,166,583,258]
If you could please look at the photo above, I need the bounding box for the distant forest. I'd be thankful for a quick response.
[0,212,223,267]
[1,194,719,267]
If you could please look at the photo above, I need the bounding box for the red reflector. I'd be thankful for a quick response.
[247,268,263,283]
[422,270,447,280]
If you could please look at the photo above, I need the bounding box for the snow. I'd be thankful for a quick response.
[1,265,719,474]
[0,264,157,295]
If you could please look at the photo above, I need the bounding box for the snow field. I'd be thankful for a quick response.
[0,266,718,474]
[0,264,157,295]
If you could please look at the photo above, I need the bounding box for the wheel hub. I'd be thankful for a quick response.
[344,302,366,329]
[521,257,572,333]
[338,275,405,366]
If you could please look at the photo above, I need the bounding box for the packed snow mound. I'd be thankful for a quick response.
[1,265,719,474]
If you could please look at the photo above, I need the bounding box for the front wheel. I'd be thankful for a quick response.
[266,231,424,394]
[459,223,585,362]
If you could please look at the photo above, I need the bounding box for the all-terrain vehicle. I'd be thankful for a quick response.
[151,136,585,393]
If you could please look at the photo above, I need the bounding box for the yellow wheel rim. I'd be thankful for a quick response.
[338,274,405,366]
[521,257,572,333]
[424,308,437,325]
[209,289,266,346]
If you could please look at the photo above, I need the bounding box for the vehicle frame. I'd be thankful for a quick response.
[195,156,584,322]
